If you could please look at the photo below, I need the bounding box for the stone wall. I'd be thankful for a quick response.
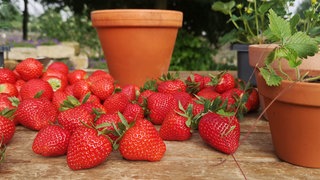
[5,41,88,70]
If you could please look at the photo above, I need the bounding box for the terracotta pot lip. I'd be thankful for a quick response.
[91,9,183,27]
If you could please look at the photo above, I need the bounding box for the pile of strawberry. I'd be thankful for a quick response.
[0,57,259,170]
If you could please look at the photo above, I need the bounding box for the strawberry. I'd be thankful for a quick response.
[157,73,186,94]
[42,68,67,80]
[103,92,129,114]
[90,78,115,101]
[212,72,235,94]
[244,88,260,112]
[79,93,102,105]
[146,92,178,125]
[0,68,16,84]
[14,79,25,93]
[32,124,71,157]
[198,112,240,154]
[52,90,69,110]
[196,87,220,101]
[42,75,68,92]
[67,126,112,170]
[15,58,43,81]
[72,79,91,99]
[95,113,121,141]
[137,89,155,106]
[19,79,54,100]
[0,94,18,112]
[190,98,205,117]
[186,73,205,94]
[0,115,15,145]
[122,103,144,123]
[67,69,87,84]
[159,104,194,141]
[64,84,74,96]
[172,91,193,109]
[57,105,95,134]
[117,118,166,161]
[47,61,69,75]
[87,70,114,84]
[120,84,139,101]
[15,98,58,131]
[0,83,18,97]
[221,88,244,111]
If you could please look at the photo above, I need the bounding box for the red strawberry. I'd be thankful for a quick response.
[19,79,54,100]
[0,94,18,112]
[137,89,155,106]
[198,112,240,154]
[42,68,67,80]
[57,106,95,134]
[15,58,43,81]
[103,92,129,114]
[213,72,235,94]
[159,107,193,141]
[72,80,91,99]
[0,68,16,84]
[146,92,178,125]
[172,91,193,109]
[0,115,15,145]
[221,88,244,111]
[67,126,112,170]
[121,84,139,101]
[79,93,101,105]
[79,101,106,118]
[67,69,87,84]
[52,90,69,110]
[122,103,144,123]
[157,73,186,94]
[0,83,18,97]
[190,98,205,117]
[95,113,121,141]
[186,73,205,93]
[14,79,25,93]
[87,70,114,84]
[32,124,71,157]
[118,118,166,161]
[64,84,74,96]
[90,78,115,101]
[196,87,220,101]
[47,61,69,75]
[245,88,260,112]
[15,98,58,131]
[42,75,68,92]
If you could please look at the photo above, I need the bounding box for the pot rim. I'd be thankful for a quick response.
[256,71,320,106]
[91,9,183,27]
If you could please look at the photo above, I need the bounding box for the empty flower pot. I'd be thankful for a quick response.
[91,9,183,87]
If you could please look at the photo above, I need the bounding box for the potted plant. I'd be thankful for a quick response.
[91,9,183,87]
[250,8,320,168]
[212,0,293,85]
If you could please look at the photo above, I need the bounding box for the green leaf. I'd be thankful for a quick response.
[259,67,282,86]
[268,9,291,41]
[285,32,319,59]
[212,1,235,15]
[289,14,300,34]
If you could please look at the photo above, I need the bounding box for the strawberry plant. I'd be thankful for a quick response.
[259,9,319,86]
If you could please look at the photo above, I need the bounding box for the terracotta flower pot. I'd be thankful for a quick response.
[256,71,320,168]
[248,44,320,119]
[91,9,183,87]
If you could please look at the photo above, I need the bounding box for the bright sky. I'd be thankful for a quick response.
[16,0,306,17]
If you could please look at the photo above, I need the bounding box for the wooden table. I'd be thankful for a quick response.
[2,71,320,179]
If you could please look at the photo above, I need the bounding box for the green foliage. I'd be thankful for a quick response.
[171,30,236,71]
[31,8,102,57]
[260,9,319,86]
[212,0,294,45]
[0,1,21,30]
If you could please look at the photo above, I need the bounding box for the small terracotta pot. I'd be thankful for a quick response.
[91,9,183,87]
[256,71,320,168]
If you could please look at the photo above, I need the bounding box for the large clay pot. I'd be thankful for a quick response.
[256,71,320,168]
[91,9,183,87]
